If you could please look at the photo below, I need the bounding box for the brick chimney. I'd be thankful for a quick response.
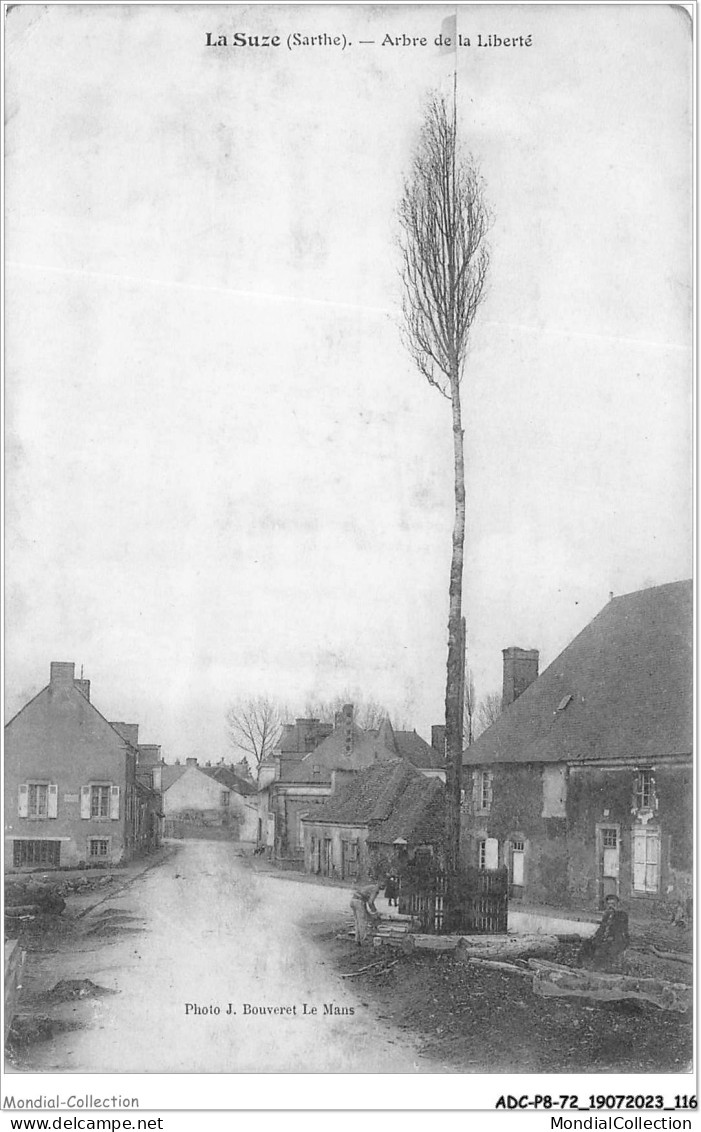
[50,661,75,685]
[431,725,447,757]
[502,647,539,710]
[74,678,91,701]
[334,704,354,755]
[137,744,161,768]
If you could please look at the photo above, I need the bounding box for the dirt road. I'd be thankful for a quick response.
[12,841,435,1073]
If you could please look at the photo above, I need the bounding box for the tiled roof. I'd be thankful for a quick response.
[160,764,188,790]
[394,730,445,770]
[282,715,441,783]
[463,580,692,767]
[201,765,257,796]
[302,760,445,846]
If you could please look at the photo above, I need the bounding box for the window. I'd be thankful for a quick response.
[29,784,49,818]
[478,837,499,869]
[220,791,230,807]
[635,769,655,811]
[511,839,525,887]
[81,784,119,820]
[18,783,58,819]
[91,785,110,818]
[13,840,61,867]
[475,770,493,812]
[89,838,110,859]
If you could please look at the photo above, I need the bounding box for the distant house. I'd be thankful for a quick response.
[461,581,693,917]
[300,759,445,882]
[263,705,445,861]
[4,662,162,869]
[160,758,258,842]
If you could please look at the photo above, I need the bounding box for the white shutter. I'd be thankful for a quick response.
[110,785,120,819]
[646,830,660,892]
[512,849,525,886]
[80,785,91,819]
[48,784,58,819]
[485,837,499,869]
[632,828,647,891]
[18,784,28,817]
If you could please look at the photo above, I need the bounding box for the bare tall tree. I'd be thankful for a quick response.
[225,697,284,783]
[303,694,403,732]
[476,691,502,737]
[399,94,489,871]
[464,666,477,747]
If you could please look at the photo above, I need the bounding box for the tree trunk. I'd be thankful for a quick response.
[444,370,466,873]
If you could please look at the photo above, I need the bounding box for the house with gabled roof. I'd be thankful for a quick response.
[461,581,693,918]
[4,661,162,869]
[263,703,446,861]
[300,759,445,882]
[159,758,259,841]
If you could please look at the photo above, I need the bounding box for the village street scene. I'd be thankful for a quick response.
[4,593,694,1075]
[4,3,692,1090]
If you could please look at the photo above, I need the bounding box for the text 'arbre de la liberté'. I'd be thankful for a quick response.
[204,31,534,51]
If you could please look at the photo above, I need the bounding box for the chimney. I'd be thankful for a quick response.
[74,679,91,701]
[137,744,161,768]
[50,661,75,685]
[502,647,539,710]
[186,757,198,767]
[343,704,353,754]
[431,725,447,757]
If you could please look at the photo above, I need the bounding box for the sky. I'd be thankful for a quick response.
[5,3,692,764]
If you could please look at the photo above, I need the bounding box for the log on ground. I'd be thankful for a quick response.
[529,960,693,1012]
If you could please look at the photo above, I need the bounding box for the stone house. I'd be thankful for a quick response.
[300,759,445,882]
[4,662,162,869]
[461,581,693,917]
[262,705,445,861]
[160,758,258,841]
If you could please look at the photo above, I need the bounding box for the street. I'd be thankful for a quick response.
[12,841,436,1073]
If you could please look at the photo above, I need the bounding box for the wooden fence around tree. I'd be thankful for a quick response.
[398,864,508,934]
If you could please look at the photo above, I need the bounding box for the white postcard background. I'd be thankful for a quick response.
[3,0,693,1114]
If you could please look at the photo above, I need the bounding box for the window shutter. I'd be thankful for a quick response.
[110,785,120,819]
[80,786,91,819]
[471,771,479,811]
[486,772,493,809]
[48,784,58,818]
[18,784,29,818]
